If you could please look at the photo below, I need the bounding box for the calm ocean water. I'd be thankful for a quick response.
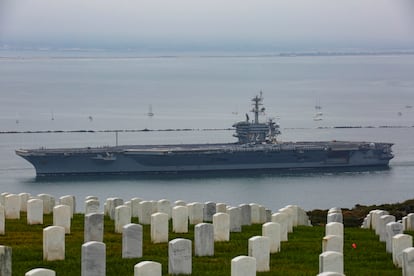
[1,51,413,212]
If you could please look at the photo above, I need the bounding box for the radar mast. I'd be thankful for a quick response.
[251,91,265,124]
[233,92,280,144]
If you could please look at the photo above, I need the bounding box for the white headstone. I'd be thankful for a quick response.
[25,268,56,276]
[19,192,31,213]
[5,194,20,219]
[204,201,216,222]
[265,209,272,223]
[85,213,104,242]
[286,205,300,226]
[231,256,256,276]
[122,223,143,258]
[195,223,214,257]
[151,212,168,243]
[368,210,378,229]
[157,199,172,219]
[407,214,414,231]
[59,195,76,217]
[38,194,55,215]
[85,196,99,201]
[151,200,158,214]
[174,200,187,206]
[327,207,343,224]
[239,204,251,226]
[250,203,261,224]
[187,202,204,225]
[403,216,409,231]
[0,246,12,276]
[322,235,343,253]
[43,226,65,261]
[0,206,4,235]
[297,206,310,226]
[379,215,396,242]
[319,251,344,274]
[372,210,389,233]
[278,207,294,232]
[85,199,100,215]
[327,213,343,224]
[272,212,288,241]
[248,236,270,272]
[168,238,192,275]
[216,203,227,213]
[262,222,281,253]
[106,197,124,220]
[402,247,414,276]
[134,261,162,276]
[53,205,71,234]
[259,206,267,224]
[131,197,143,218]
[362,216,369,229]
[228,207,242,232]
[362,213,372,229]
[386,222,404,253]
[81,241,105,276]
[328,207,341,213]
[213,212,230,242]
[326,222,344,238]
[139,201,153,225]
[172,206,188,233]
[0,192,9,206]
[125,201,131,211]
[393,234,413,267]
[115,205,131,234]
[27,199,43,225]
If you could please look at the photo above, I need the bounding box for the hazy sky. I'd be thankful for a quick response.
[1,0,414,51]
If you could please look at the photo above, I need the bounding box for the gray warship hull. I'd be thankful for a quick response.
[16,141,394,176]
[15,93,394,176]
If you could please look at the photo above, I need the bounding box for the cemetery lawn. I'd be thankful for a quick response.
[0,213,407,275]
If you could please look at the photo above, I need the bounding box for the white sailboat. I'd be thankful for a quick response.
[147,105,154,117]
[313,103,323,121]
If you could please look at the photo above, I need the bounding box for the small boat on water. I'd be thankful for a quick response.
[313,103,323,121]
[147,105,154,117]
[16,93,394,176]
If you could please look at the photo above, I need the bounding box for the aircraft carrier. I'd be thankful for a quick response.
[16,93,394,176]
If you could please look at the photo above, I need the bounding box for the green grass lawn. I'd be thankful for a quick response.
[0,213,405,275]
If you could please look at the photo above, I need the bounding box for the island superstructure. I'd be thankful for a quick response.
[16,93,394,176]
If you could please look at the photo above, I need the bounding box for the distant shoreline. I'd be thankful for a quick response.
[1,49,414,60]
[1,125,413,135]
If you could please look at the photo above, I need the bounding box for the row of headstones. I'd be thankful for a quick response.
[0,191,310,235]
[101,197,309,226]
[105,199,310,239]
[87,202,311,274]
[363,212,414,232]
[0,193,76,235]
[318,207,345,276]
[0,193,309,274]
[0,191,310,247]
[82,202,311,259]
[361,209,414,275]
[69,212,311,275]
[0,192,311,275]
[0,192,75,216]
[0,233,305,276]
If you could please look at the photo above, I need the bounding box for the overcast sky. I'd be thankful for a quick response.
[1,0,414,52]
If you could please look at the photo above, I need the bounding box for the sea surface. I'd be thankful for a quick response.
[1,51,414,212]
